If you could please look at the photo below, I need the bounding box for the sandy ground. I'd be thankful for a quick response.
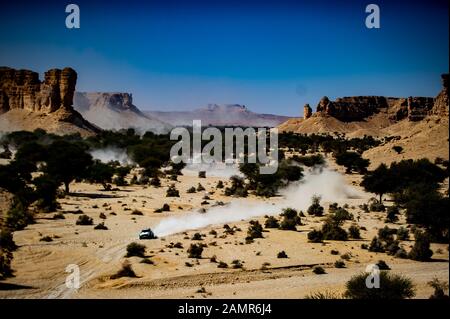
[0,161,448,299]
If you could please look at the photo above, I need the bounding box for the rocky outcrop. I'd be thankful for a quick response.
[303,104,312,119]
[431,74,449,117]
[315,96,389,122]
[73,92,172,134]
[0,67,78,114]
[0,67,99,135]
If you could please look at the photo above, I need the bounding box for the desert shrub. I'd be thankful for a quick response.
[110,261,137,279]
[396,227,409,241]
[332,207,353,222]
[392,145,403,154]
[169,174,178,181]
[428,278,449,299]
[210,255,217,263]
[408,231,433,261]
[224,175,248,197]
[149,176,161,187]
[277,251,288,258]
[385,206,399,223]
[5,201,34,231]
[0,250,13,279]
[385,240,401,256]
[187,243,203,258]
[131,209,143,215]
[53,212,65,220]
[322,216,348,241]
[344,271,415,299]
[264,216,279,228]
[369,200,385,212]
[191,233,203,240]
[99,212,107,219]
[217,261,228,268]
[378,226,396,243]
[216,180,224,189]
[307,195,324,216]
[209,230,217,236]
[247,220,264,239]
[368,236,385,252]
[330,250,339,255]
[126,242,146,257]
[279,208,301,230]
[313,266,326,274]
[196,183,205,192]
[187,186,196,193]
[361,243,368,250]
[166,184,180,197]
[75,214,93,226]
[348,225,361,239]
[307,229,324,243]
[334,260,345,268]
[94,222,108,230]
[0,229,17,252]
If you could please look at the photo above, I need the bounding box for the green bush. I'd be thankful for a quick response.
[126,242,146,257]
[344,271,415,299]
[334,260,345,268]
[396,227,409,241]
[187,186,196,193]
[279,208,301,230]
[277,251,288,258]
[376,260,390,270]
[368,236,385,252]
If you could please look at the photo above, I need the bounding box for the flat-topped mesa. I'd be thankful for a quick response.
[74,92,140,113]
[315,96,389,122]
[0,66,77,114]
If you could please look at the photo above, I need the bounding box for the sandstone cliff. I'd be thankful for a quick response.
[0,67,99,135]
[73,92,172,134]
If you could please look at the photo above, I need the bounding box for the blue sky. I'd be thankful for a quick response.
[0,0,448,116]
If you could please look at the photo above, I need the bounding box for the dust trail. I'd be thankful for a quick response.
[152,167,364,237]
[89,147,133,165]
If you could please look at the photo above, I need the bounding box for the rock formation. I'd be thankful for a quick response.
[431,74,449,117]
[303,104,312,119]
[0,67,78,113]
[0,67,99,135]
[73,92,172,134]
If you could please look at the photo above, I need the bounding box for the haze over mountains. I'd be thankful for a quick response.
[146,104,291,127]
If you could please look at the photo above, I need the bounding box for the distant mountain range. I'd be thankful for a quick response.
[145,104,290,127]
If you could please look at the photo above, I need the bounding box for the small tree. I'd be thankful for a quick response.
[166,184,180,197]
[264,216,279,228]
[247,220,264,239]
[360,164,393,203]
[307,195,324,216]
[408,231,433,261]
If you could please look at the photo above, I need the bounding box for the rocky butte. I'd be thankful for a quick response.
[0,67,99,135]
